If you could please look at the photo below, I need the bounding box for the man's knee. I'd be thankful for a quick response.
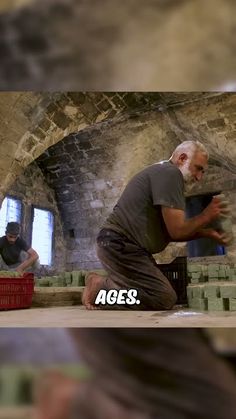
[163,287,177,309]
[152,286,177,310]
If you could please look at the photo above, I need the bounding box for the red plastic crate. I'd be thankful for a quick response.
[0,273,34,310]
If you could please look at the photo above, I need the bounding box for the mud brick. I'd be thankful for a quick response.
[204,284,220,298]
[188,298,208,310]
[220,284,236,298]
[207,298,229,311]
[229,298,236,311]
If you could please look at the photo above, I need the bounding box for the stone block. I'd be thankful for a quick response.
[207,298,229,311]
[220,284,236,298]
[204,284,220,298]
[90,200,104,209]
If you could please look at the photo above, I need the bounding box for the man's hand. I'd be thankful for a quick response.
[16,266,24,274]
[202,196,230,223]
[207,229,233,246]
[33,371,79,419]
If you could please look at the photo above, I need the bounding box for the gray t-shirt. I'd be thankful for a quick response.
[103,161,185,254]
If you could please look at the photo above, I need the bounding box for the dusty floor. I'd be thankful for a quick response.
[0,306,235,327]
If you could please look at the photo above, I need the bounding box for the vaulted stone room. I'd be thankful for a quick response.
[1,91,236,325]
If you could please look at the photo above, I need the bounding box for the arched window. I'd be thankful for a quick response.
[31,207,54,266]
[0,196,22,236]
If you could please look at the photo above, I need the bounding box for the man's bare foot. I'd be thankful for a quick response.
[82,272,106,310]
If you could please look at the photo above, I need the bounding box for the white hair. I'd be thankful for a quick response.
[171,141,209,160]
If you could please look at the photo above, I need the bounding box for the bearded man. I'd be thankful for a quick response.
[83,141,229,310]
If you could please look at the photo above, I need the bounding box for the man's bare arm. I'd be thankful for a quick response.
[17,248,39,273]
[161,197,228,241]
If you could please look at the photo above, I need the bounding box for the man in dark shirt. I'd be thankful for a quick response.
[0,222,39,273]
[83,140,230,310]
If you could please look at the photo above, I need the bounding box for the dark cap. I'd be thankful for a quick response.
[6,222,20,235]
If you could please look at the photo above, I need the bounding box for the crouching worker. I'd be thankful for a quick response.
[83,140,231,310]
[0,222,39,274]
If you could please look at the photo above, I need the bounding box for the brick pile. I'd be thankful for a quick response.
[187,263,236,311]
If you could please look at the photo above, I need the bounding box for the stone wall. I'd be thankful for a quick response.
[35,94,236,269]
[0,0,235,91]
[8,162,66,272]
[2,92,236,270]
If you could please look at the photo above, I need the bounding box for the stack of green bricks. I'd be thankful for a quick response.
[35,269,107,288]
[187,263,236,311]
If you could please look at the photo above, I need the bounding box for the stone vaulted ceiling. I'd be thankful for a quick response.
[0,92,236,202]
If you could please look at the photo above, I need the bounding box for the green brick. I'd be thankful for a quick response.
[187,264,202,273]
[225,266,231,280]
[38,278,50,287]
[207,298,229,311]
[220,284,236,298]
[71,271,79,286]
[191,272,201,279]
[72,271,79,281]
[190,277,201,284]
[187,286,193,299]
[78,271,86,286]
[218,267,226,278]
[188,298,208,310]
[208,278,220,283]
[229,298,236,311]
[65,272,72,285]
[208,270,219,279]
[208,264,220,271]
[204,284,220,298]
[191,285,205,298]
